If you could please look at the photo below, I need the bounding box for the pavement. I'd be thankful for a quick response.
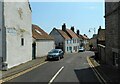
[89,56,120,83]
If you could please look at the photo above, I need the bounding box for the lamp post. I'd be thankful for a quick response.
[89,28,96,35]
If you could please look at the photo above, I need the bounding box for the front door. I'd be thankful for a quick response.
[32,43,36,60]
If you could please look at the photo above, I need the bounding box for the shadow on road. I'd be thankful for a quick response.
[74,67,101,83]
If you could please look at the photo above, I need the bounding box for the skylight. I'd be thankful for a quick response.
[35,29,42,35]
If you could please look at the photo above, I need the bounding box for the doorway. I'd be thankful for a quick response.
[32,42,36,60]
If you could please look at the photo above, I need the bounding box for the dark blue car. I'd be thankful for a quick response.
[47,49,64,60]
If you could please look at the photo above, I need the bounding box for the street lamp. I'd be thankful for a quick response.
[89,28,96,34]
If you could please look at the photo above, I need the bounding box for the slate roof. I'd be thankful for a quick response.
[32,24,54,40]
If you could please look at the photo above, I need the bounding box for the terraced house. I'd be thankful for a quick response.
[50,23,79,53]
[0,0,32,70]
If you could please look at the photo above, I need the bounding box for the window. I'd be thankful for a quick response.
[70,40,72,44]
[21,38,24,46]
[73,39,74,43]
[67,47,69,51]
[113,52,119,67]
[77,39,79,43]
[67,40,68,44]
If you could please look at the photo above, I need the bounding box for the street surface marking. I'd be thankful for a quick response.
[2,61,48,83]
[48,66,64,84]
[87,57,107,84]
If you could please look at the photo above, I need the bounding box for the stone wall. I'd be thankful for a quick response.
[105,2,120,69]
[98,44,106,64]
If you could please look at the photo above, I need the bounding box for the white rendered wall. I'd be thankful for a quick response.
[4,1,32,68]
[36,40,55,57]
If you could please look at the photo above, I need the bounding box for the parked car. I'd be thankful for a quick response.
[47,49,64,60]
[78,47,85,52]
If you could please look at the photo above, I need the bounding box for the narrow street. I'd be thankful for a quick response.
[7,51,100,83]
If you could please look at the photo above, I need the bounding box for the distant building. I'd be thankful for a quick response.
[97,26,105,46]
[50,23,79,53]
[105,2,120,69]
[81,34,90,50]
[32,24,55,59]
[89,34,97,50]
[96,26,105,64]
[0,1,32,69]
[76,30,84,48]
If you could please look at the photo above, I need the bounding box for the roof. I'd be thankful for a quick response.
[77,34,84,40]
[82,35,89,40]
[57,29,70,39]
[97,29,105,41]
[32,24,54,40]
[66,29,78,38]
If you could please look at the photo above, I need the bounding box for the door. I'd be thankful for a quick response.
[32,43,36,60]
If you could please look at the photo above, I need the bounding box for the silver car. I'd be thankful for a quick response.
[47,49,64,60]
[78,47,85,52]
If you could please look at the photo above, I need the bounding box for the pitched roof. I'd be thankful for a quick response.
[57,29,70,39]
[32,24,54,40]
[66,29,78,38]
[98,29,105,41]
[77,34,84,40]
[82,35,89,40]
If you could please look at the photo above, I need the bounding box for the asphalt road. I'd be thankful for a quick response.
[7,51,100,83]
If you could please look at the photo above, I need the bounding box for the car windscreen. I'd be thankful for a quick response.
[50,50,59,53]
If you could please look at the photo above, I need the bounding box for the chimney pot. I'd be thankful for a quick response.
[62,23,66,31]
[77,30,80,35]
[71,26,74,32]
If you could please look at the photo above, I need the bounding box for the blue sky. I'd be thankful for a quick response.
[30,2,105,38]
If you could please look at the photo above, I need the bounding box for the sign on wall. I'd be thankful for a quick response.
[7,28,17,35]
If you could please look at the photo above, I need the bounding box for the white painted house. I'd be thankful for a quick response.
[0,0,32,69]
[32,24,55,58]
[50,23,79,53]
[65,29,79,53]
[50,28,71,53]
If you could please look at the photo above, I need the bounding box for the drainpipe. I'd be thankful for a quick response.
[2,1,7,70]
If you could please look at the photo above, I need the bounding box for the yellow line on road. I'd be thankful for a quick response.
[87,57,106,84]
[1,61,48,83]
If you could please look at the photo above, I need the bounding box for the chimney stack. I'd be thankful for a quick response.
[71,26,74,32]
[62,23,66,31]
[98,26,102,33]
[77,30,80,35]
